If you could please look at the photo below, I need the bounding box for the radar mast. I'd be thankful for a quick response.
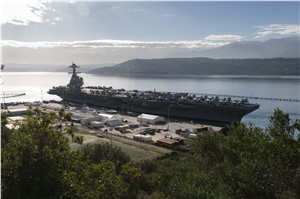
[67,62,83,91]
[69,62,81,75]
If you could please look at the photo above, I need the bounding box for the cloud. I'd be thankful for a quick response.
[204,34,243,41]
[1,0,48,25]
[162,14,173,18]
[128,8,145,12]
[3,39,229,65]
[1,0,61,26]
[255,24,300,38]
[1,39,229,49]
[53,17,61,21]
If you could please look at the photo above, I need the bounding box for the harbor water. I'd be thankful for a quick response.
[1,72,299,129]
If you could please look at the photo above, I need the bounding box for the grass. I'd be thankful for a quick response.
[70,136,162,162]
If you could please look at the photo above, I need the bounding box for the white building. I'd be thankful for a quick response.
[82,105,89,113]
[8,116,25,123]
[137,113,165,124]
[70,114,83,123]
[81,117,101,125]
[42,103,63,111]
[133,134,152,142]
[90,121,103,128]
[107,117,122,127]
[98,113,115,122]
[107,110,117,114]
[7,108,27,116]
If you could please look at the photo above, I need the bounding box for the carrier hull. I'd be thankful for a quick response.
[49,90,259,126]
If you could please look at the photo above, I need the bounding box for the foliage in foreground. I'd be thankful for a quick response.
[1,108,300,199]
[1,108,142,199]
[138,109,300,199]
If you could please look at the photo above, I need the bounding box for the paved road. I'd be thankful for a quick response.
[76,126,173,155]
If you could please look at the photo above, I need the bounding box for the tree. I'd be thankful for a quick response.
[2,108,141,199]
[72,135,84,146]
[81,143,131,173]
[1,110,71,199]
[139,109,300,198]
[120,164,143,198]
[1,112,10,146]
[191,109,300,198]
[61,161,125,199]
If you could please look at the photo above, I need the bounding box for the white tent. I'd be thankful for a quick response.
[137,113,164,124]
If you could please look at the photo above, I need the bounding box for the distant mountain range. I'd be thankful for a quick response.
[167,36,300,59]
[89,58,300,76]
[88,37,300,76]
[3,63,113,72]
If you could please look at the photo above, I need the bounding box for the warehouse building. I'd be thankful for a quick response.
[137,113,165,124]
[81,116,101,125]
[133,134,152,142]
[157,138,180,148]
[7,108,27,116]
[90,121,103,128]
[107,117,122,127]
[98,113,115,123]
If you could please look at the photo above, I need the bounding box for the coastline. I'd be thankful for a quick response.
[3,71,300,80]
[87,73,300,80]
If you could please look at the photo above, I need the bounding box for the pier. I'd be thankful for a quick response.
[0,93,26,99]
[193,92,299,103]
[162,91,299,103]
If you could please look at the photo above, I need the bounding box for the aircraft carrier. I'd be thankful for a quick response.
[48,63,259,126]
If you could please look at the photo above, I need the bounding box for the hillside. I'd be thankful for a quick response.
[89,57,300,76]
[167,37,300,59]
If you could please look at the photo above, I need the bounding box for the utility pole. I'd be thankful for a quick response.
[167,104,170,130]
[110,128,113,146]
[1,64,5,109]
[3,92,5,109]
[41,90,43,104]
[122,102,124,121]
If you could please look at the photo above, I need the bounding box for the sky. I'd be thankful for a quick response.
[1,0,299,65]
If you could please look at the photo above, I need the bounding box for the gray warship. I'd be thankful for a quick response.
[48,63,259,126]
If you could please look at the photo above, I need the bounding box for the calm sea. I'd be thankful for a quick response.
[1,72,299,129]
